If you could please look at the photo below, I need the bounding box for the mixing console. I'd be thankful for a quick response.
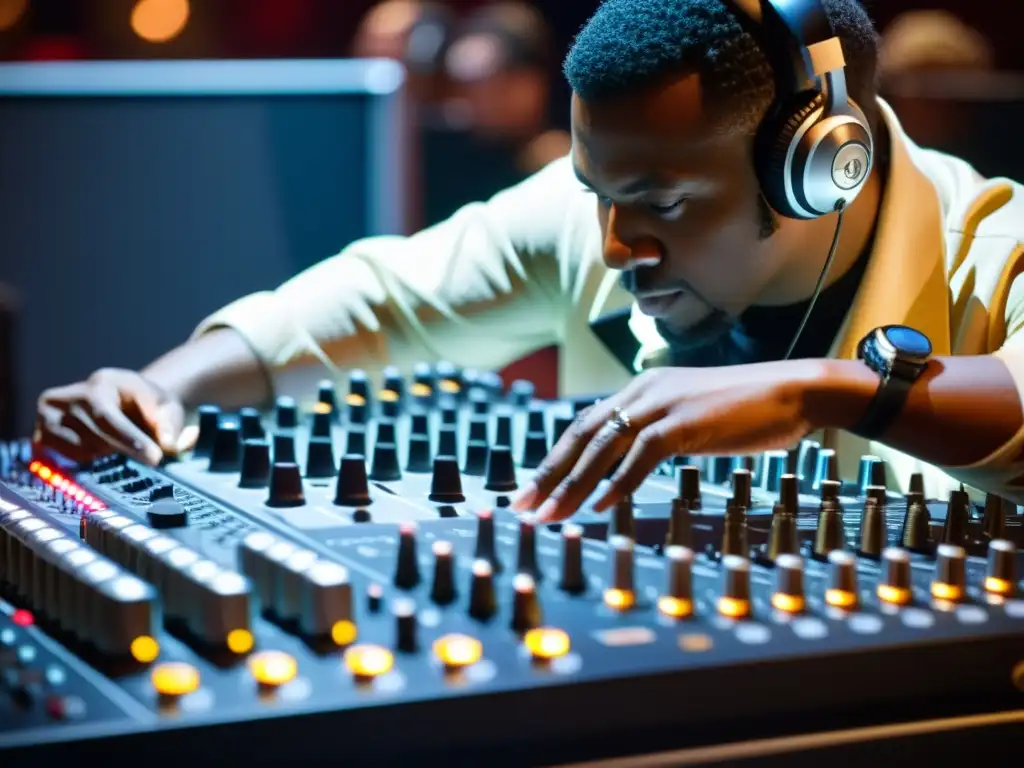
[1,362,1022,764]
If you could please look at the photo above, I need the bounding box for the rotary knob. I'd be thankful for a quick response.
[985,539,1017,596]
[771,554,805,613]
[878,547,913,605]
[931,543,966,602]
[718,555,751,618]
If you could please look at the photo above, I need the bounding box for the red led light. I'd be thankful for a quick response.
[27,461,107,511]
[12,609,33,627]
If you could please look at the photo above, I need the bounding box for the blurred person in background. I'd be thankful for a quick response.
[878,10,995,148]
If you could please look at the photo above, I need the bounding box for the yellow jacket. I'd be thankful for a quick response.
[195,101,1024,504]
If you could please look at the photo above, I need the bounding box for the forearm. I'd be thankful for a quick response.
[141,328,272,411]
[808,356,1024,467]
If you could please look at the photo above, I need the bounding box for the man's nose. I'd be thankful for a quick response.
[602,206,662,270]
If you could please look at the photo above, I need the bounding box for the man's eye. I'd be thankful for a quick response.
[581,187,613,208]
[649,199,687,216]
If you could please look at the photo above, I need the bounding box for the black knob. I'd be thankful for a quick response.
[478,371,504,399]
[383,366,405,400]
[511,574,541,632]
[410,411,429,438]
[943,486,971,545]
[521,432,548,469]
[439,403,457,426]
[238,439,271,488]
[149,483,174,501]
[985,539,1017,596]
[208,421,242,473]
[317,379,338,420]
[494,414,512,448]
[470,390,491,416]
[406,434,432,473]
[239,407,264,440]
[611,496,635,540]
[983,493,1007,540]
[879,547,913,604]
[272,432,296,464]
[437,426,458,460]
[864,484,887,508]
[721,504,748,556]
[731,468,752,509]
[908,472,925,495]
[334,454,371,506]
[552,415,574,445]
[393,598,418,652]
[779,473,799,516]
[305,437,336,479]
[814,498,845,559]
[468,416,488,443]
[767,503,798,561]
[516,519,541,580]
[463,441,488,476]
[380,389,401,419]
[429,456,465,503]
[195,404,220,458]
[902,496,931,552]
[275,396,297,429]
[348,368,370,400]
[468,559,497,620]
[820,479,841,502]
[858,497,885,559]
[430,541,457,605]
[369,443,401,482]
[266,462,305,507]
[933,543,967,600]
[412,361,433,389]
[310,408,332,439]
[510,379,535,407]
[147,498,187,529]
[559,523,585,593]
[394,522,420,588]
[376,420,397,445]
[526,404,546,433]
[667,498,693,548]
[345,428,366,457]
[473,508,501,572]
[346,394,367,426]
[827,550,859,607]
[677,465,702,511]
[484,446,517,492]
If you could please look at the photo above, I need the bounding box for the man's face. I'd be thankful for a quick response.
[571,74,784,336]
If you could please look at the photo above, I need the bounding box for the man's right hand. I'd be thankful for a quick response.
[34,369,196,466]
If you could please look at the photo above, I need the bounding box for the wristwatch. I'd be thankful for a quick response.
[853,325,932,439]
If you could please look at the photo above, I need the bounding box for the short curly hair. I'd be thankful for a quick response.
[563,0,880,136]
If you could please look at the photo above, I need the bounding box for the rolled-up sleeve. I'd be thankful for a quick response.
[192,156,602,397]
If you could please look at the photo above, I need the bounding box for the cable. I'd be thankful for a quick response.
[782,199,847,361]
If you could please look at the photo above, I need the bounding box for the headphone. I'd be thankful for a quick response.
[725,0,874,220]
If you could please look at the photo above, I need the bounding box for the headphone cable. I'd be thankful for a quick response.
[782,199,847,361]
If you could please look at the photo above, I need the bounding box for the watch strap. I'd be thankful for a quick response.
[852,373,914,440]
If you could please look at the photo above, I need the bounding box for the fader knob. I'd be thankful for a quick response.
[779,473,799,516]
[208,422,242,473]
[813,498,844,559]
[468,416,488,443]
[985,539,1017,596]
[429,456,465,503]
[439,403,457,426]
[393,598,418,653]
[608,534,635,594]
[473,509,501,572]
[348,369,370,400]
[430,541,457,605]
[908,472,925,495]
[380,389,400,419]
[334,455,372,506]
[511,574,541,632]
[406,434,432,473]
[521,432,548,469]
[667,498,693,548]
[376,420,397,445]
[767,503,798,561]
[272,433,296,464]
[345,429,366,457]
[858,497,885,559]
[484,446,517,492]
[677,465,702,511]
[463,441,488,476]
[275,396,297,429]
[826,550,859,610]
[239,408,264,440]
[469,390,491,416]
[266,462,305,508]
[559,523,585,593]
[943,487,971,545]
[195,405,220,457]
[410,411,429,437]
[393,523,420,589]
[299,561,353,638]
[437,426,458,461]
[346,395,368,426]
[510,379,535,407]
[317,380,338,420]
[731,468,752,509]
[902,498,931,552]
[612,496,635,541]
[305,438,336,479]
[983,493,1007,540]
[721,504,748,557]
[718,555,751,618]
[659,545,693,619]
[494,414,512,448]
[238,439,271,489]
[468,559,497,620]
[931,544,967,601]
[878,547,913,605]
[383,366,405,400]
[369,443,401,482]
[311,407,332,439]
[516,520,541,581]
[772,554,805,613]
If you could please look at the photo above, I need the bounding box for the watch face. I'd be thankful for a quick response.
[882,325,932,361]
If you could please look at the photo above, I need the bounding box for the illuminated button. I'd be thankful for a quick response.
[718,555,751,618]
[524,628,570,661]
[659,545,693,619]
[433,633,482,671]
[825,550,859,610]
[151,662,200,697]
[410,382,432,399]
[227,629,255,654]
[512,573,542,632]
[344,644,394,681]
[130,635,160,664]
[985,539,1017,596]
[771,554,805,614]
[603,535,635,611]
[931,543,966,602]
[248,651,297,687]
[11,609,33,628]
[878,547,913,605]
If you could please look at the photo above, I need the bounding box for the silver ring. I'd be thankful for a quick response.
[606,406,633,434]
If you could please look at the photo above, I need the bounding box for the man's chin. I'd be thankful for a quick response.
[655,308,735,351]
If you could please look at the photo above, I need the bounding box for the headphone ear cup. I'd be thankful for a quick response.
[755,93,825,220]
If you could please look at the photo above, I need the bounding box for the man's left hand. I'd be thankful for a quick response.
[511,360,846,523]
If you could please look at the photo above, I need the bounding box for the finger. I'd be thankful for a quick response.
[593,422,675,511]
[173,424,199,455]
[512,397,628,511]
[63,408,144,462]
[71,391,161,466]
[38,382,90,408]
[534,420,634,523]
[33,419,99,464]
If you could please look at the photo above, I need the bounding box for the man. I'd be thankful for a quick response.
[35,0,1024,524]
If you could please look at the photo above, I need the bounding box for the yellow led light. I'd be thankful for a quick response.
[930,582,963,602]
[151,662,200,697]
[410,383,432,397]
[439,380,461,394]
[345,393,366,407]
[379,389,399,402]
[657,596,693,619]
[433,634,483,670]
[38,466,52,481]
[130,635,160,663]
[825,588,858,609]
[313,402,333,415]
[717,596,750,618]
[877,584,912,605]
[226,629,254,654]
[331,620,358,646]
[985,577,1013,596]
[344,645,394,680]
[248,651,297,687]
[523,628,570,660]
[603,588,635,611]
[770,593,805,614]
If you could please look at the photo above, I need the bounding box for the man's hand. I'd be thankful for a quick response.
[34,369,196,466]
[512,360,839,523]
